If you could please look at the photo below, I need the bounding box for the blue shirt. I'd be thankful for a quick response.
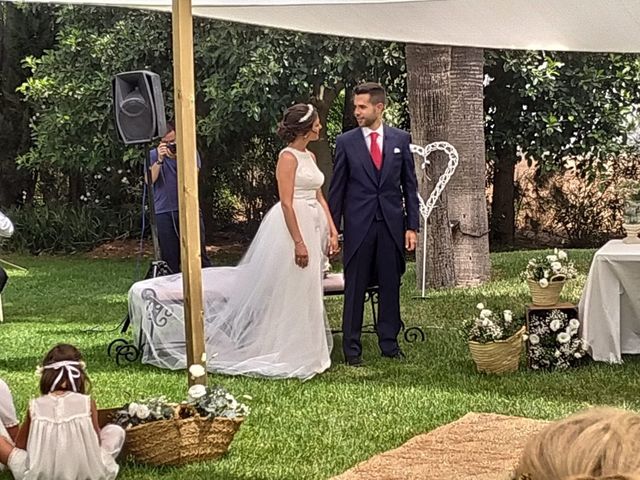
[149,148,201,214]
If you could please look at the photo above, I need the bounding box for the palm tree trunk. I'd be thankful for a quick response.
[406,43,456,289]
[448,47,490,285]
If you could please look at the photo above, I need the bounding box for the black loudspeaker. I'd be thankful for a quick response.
[113,70,167,145]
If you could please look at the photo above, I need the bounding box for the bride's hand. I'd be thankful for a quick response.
[328,232,340,257]
[295,242,309,268]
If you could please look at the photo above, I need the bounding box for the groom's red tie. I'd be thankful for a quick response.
[369,132,382,170]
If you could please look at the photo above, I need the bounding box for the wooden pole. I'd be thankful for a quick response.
[172,0,206,386]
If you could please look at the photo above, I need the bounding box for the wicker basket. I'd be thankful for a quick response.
[527,279,565,306]
[121,407,244,466]
[468,326,525,374]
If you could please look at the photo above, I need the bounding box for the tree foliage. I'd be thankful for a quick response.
[0,3,56,206]
[486,50,640,173]
[484,50,640,245]
[15,5,405,235]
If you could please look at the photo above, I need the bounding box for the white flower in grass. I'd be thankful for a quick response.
[476,303,485,310]
[550,261,562,272]
[503,310,513,322]
[557,250,568,260]
[574,352,583,358]
[529,334,540,345]
[136,404,150,419]
[547,254,558,263]
[569,318,580,330]
[538,278,549,288]
[481,319,489,327]
[189,364,206,379]
[188,384,207,400]
[480,309,492,319]
[554,350,562,358]
[557,332,571,344]
[549,319,561,332]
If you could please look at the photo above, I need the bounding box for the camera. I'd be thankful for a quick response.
[167,142,177,155]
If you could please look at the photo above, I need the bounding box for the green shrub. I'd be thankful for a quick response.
[4,204,141,254]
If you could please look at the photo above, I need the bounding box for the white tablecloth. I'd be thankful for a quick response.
[579,240,640,363]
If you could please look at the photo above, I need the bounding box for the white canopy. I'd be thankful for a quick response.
[15,0,640,53]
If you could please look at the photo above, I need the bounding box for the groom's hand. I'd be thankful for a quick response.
[405,230,417,252]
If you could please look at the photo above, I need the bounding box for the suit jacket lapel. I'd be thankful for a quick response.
[379,126,394,186]
[354,128,378,185]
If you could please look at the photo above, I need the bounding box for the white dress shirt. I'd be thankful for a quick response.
[362,124,384,153]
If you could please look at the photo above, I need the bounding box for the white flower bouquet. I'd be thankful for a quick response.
[620,179,640,224]
[186,384,250,419]
[525,309,588,370]
[113,396,174,429]
[462,303,524,344]
[521,248,577,287]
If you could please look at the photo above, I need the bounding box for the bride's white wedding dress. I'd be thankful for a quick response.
[128,147,332,380]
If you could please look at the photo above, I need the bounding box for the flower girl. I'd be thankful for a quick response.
[0,344,125,480]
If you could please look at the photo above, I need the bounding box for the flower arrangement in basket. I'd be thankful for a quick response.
[525,309,588,370]
[111,365,250,466]
[521,249,577,306]
[462,303,526,374]
[619,179,640,242]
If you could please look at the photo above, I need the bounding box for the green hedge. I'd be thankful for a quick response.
[3,204,142,254]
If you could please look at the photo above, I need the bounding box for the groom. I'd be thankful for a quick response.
[329,82,419,366]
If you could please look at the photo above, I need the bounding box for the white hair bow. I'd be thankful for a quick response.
[42,360,85,393]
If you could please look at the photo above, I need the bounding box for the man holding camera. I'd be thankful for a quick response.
[149,121,212,273]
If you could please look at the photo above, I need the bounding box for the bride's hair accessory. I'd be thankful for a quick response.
[298,104,314,123]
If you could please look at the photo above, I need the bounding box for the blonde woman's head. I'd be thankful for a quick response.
[513,407,640,480]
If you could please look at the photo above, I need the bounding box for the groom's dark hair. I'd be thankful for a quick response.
[354,82,387,106]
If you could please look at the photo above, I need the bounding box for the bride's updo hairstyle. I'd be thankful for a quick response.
[277,103,318,143]
[512,407,640,480]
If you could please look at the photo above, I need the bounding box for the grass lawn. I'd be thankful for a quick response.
[0,248,637,480]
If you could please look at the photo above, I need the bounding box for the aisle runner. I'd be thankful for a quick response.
[332,413,548,480]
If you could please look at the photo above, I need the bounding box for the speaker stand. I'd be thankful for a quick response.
[108,145,173,365]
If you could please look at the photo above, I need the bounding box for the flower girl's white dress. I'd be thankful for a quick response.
[128,147,333,380]
[7,392,124,480]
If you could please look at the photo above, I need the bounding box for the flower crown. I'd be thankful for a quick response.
[298,104,314,123]
[35,360,87,393]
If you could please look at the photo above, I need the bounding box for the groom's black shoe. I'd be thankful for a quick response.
[345,356,365,367]
[382,350,406,361]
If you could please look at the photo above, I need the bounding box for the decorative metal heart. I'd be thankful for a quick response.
[409,142,459,220]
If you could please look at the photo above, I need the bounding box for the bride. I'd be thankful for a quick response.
[128,104,340,380]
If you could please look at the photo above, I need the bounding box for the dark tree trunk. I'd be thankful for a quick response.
[308,85,339,196]
[341,80,358,133]
[490,147,517,248]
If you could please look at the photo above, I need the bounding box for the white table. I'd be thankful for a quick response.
[579,240,640,363]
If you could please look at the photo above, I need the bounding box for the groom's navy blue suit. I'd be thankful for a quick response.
[328,125,419,359]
